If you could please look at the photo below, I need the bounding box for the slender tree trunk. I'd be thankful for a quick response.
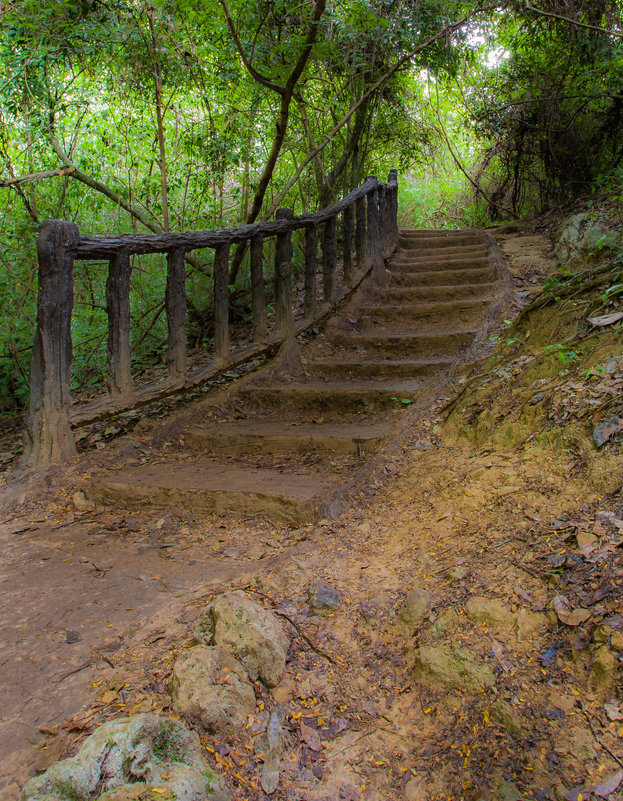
[148,10,170,232]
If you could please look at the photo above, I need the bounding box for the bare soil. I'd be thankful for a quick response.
[2,228,623,801]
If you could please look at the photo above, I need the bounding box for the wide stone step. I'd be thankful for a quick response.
[238,380,421,411]
[84,462,334,525]
[358,299,491,328]
[389,268,495,287]
[394,244,488,260]
[307,357,453,377]
[398,235,485,249]
[379,283,497,303]
[331,330,478,356]
[387,256,491,273]
[187,420,388,456]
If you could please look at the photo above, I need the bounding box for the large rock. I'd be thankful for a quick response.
[20,713,228,801]
[170,645,256,734]
[398,588,432,630]
[412,645,495,693]
[194,592,289,688]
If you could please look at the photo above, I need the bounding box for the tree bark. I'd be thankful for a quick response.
[22,220,80,468]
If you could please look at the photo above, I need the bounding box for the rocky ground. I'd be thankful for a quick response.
[2,220,623,801]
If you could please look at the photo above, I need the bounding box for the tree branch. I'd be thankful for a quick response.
[217,0,286,94]
[0,166,75,187]
[264,6,486,218]
[523,1,623,38]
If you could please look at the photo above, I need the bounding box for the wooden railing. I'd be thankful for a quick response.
[21,170,399,467]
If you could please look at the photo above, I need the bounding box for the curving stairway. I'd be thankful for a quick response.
[84,229,500,523]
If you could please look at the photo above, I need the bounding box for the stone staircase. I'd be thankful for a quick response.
[85,229,500,523]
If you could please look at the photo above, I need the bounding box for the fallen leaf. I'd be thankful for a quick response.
[300,722,322,752]
[593,771,623,798]
[551,595,591,627]
[588,312,623,327]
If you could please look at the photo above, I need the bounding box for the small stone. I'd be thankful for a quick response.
[611,631,623,650]
[488,699,522,734]
[514,608,546,641]
[412,644,495,692]
[428,609,459,639]
[398,588,432,629]
[170,645,256,734]
[465,596,515,631]
[590,645,617,696]
[72,490,93,511]
[446,565,469,581]
[405,776,428,801]
[308,582,342,613]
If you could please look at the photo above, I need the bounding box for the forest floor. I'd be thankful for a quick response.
[2,228,623,801]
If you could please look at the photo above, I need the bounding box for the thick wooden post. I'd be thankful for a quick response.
[343,205,354,288]
[366,177,384,282]
[322,215,337,303]
[250,234,267,343]
[388,168,399,252]
[22,220,80,467]
[304,224,317,320]
[166,247,187,383]
[378,183,388,255]
[106,249,132,398]
[274,208,295,339]
[355,195,367,272]
[213,242,230,360]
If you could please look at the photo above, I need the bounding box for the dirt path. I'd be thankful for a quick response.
[3,228,623,801]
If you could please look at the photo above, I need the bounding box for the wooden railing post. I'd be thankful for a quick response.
[366,177,384,281]
[213,242,230,360]
[250,234,267,343]
[322,215,337,303]
[166,247,187,383]
[388,168,399,252]
[355,195,367,272]
[304,224,317,320]
[22,220,80,467]
[343,205,354,288]
[274,208,295,340]
[106,249,132,399]
[378,182,388,256]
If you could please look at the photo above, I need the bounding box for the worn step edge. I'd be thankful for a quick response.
[84,465,330,525]
[186,421,388,456]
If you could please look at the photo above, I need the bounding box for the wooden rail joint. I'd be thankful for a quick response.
[21,171,400,468]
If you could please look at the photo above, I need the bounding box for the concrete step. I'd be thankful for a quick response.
[398,234,484,249]
[306,357,453,377]
[239,379,421,412]
[84,462,334,525]
[387,254,490,273]
[378,283,497,303]
[186,420,388,456]
[357,299,491,328]
[389,268,495,287]
[331,329,478,356]
[394,244,488,260]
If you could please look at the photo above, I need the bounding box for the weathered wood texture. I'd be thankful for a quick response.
[250,235,267,343]
[22,221,80,467]
[166,247,187,382]
[304,225,318,320]
[213,242,231,360]
[23,172,399,467]
[274,208,295,340]
[342,205,354,287]
[106,249,132,398]
[322,215,337,303]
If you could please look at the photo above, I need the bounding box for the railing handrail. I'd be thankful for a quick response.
[21,170,400,468]
[75,177,388,259]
